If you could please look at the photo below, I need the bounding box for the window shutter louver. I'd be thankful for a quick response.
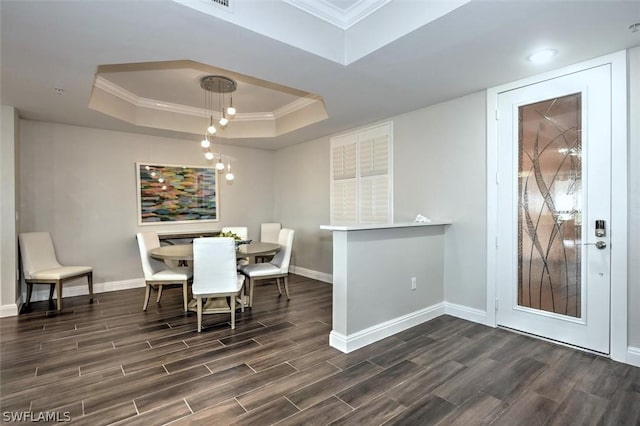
[360,175,389,223]
[332,180,357,224]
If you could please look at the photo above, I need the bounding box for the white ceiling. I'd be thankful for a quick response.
[1,0,639,151]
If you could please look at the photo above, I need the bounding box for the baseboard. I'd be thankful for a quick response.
[0,303,19,318]
[444,302,488,325]
[329,302,446,353]
[628,346,640,367]
[290,266,332,284]
[25,278,145,303]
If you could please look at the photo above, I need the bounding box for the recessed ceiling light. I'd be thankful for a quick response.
[527,49,558,64]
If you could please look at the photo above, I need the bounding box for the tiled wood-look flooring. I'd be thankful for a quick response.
[1,275,639,425]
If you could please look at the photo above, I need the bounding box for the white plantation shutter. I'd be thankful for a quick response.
[331,136,357,224]
[359,135,388,177]
[360,175,389,223]
[332,142,356,180]
[330,122,392,225]
[332,180,357,224]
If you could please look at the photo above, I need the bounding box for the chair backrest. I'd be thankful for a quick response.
[221,226,248,240]
[19,232,62,279]
[270,228,295,273]
[192,237,240,294]
[136,232,169,279]
[260,222,281,244]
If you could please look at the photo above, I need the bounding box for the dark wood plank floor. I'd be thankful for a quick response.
[1,275,638,425]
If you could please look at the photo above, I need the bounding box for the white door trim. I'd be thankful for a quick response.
[486,50,628,362]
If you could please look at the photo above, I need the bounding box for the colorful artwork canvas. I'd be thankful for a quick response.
[137,162,218,224]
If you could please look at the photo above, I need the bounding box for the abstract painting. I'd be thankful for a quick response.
[137,162,218,224]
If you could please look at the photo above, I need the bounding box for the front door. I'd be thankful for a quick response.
[495,64,612,354]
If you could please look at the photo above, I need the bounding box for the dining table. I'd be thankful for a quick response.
[149,241,280,262]
[149,241,280,313]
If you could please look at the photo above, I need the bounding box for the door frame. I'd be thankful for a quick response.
[486,50,628,362]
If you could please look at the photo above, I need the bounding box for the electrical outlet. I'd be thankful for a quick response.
[411,277,417,290]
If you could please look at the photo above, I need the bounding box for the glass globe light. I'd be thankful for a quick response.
[201,138,210,148]
[204,151,214,160]
[225,172,234,181]
[215,160,225,170]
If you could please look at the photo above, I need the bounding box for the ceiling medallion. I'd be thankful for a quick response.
[200,75,237,93]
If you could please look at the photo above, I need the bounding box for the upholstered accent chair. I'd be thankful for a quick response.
[19,232,93,311]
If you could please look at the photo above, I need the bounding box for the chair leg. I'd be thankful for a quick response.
[143,283,151,311]
[26,283,33,307]
[48,284,55,302]
[182,281,188,312]
[156,285,163,303]
[196,297,203,332]
[249,278,255,308]
[230,294,236,329]
[283,275,290,300]
[55,281,62,311]
[276,277,282,295]
[87,272,94,304]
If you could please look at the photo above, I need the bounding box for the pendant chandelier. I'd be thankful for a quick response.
[200,75,237,182]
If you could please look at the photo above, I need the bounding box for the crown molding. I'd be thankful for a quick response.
[93,76,315,122]
[94,76,207,117]
[283,0,391,30]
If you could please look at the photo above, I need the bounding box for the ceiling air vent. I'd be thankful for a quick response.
[210,0,231,10]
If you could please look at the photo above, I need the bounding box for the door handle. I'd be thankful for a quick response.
[584,241,607,249]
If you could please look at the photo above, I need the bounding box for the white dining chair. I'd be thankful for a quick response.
[18,232,94,311]
[256,222,281,263]
[239,228,294,307]
[192,237,245,331]
[136,232,192,311]
[260,223,281,244]
[222,226,249,266]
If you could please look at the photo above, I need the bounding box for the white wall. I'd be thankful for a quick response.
[18,121,275,292]
[1,106,19,314]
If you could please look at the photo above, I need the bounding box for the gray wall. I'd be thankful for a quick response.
[19,121,275,289]
[628,46,640,348]
[393,92,487,310]
[335,226,445,335]
[273,137,333,276]
[0,106,20,308]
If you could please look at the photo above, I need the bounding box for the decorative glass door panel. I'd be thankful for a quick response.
[518,94,582,318]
